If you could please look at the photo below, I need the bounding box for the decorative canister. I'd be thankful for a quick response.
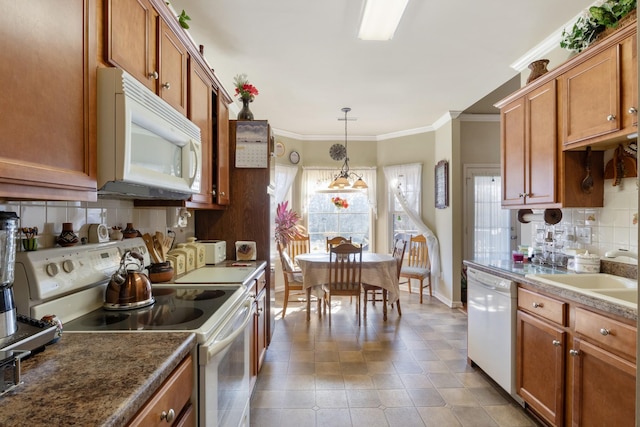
[166,253,185,276]
[185,237,206,268]
[574,252,601,273]
[168,246,195,272]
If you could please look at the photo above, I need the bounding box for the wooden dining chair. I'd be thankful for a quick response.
[276,242,304,318]
[287,234,310,260]
[399,234,431,303]
[363,239,406,320]
[327,242,363,325]
[326,236,352,252]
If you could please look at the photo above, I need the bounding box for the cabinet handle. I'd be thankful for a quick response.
[532,302,544,308]
[629,107,637,114]
[220,191,226,197]
[211,189,217,196]
[162,82,171,89]
[599,328,610,336]
[552,339,561,346]
[160,408,175,423]
[607,114,616,121]
[148,71,159,80]
[569,349,580,357]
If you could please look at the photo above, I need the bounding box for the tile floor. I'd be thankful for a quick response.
[250,290,542,427]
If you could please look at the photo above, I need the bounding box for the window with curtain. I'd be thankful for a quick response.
[301,168,376,252]
[384,164,422,248]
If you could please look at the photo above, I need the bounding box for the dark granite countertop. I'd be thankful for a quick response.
[464,259,637,322]
[0,332,196,427]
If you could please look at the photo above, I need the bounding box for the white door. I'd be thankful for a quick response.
[463,165,516,261]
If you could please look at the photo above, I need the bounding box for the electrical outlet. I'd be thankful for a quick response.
[576,226,592,244]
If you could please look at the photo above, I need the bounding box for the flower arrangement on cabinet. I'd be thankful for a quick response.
[275,201,304,247]
[331,197,349,209]
[233,74,259,101]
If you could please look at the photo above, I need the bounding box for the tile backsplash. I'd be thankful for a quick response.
[524,177,638,262]
[0,199,195,249]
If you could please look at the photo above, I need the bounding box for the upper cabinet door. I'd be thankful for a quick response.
[0,0,97,201]
[158,18,188,116]
[216,99,231,206]
[188,58,213,207]
[526,80,557,206]
[501,97,527,207]
[105,0,158,92]
[561,46,620,147]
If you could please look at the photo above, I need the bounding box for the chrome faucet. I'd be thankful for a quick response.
[604,249,638,260]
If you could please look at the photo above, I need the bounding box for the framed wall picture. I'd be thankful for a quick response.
[435,160,449,209]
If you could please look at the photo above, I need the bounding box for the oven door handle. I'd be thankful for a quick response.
[202,301,253,364]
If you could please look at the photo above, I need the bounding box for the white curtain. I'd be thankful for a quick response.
[383,163,441,278]
[275,164,299,204]
[301,167,377,217]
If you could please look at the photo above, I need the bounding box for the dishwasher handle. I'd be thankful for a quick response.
[467,268,514,293]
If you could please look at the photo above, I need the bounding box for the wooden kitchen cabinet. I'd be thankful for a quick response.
[516,288,567,426]
[560,44,620,147]
[128,354,194,427]
[516,285,636,426]
[498,77,604,209]
[158,17,188,115]
[213,96,231,206]
[187,59,214,206]
[105,0,158,93]
[250,269,268,391]
[0,0,97,201]
[560,26,638,149]
[105,0,188,115]
[500,80,557,207]
[571,339,636,427]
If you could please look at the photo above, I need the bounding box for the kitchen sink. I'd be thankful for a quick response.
[525,273,638,308]
[525,273,637,290]
[592,289,638,304]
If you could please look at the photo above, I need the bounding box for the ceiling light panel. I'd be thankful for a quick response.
[358,0,410,41]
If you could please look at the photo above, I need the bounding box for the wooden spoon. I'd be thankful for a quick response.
[142,233,161,264]
[581,146,593,194]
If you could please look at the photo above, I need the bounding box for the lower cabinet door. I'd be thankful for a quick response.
[571,338,636,427]
[516,310,566,426]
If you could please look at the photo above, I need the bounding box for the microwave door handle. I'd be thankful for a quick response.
[201,301,253,365]
[187,139,202,189]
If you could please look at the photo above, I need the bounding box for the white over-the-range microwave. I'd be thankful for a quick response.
[96,67,202,200]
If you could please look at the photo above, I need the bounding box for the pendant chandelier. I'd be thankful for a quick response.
[328,107,368,190]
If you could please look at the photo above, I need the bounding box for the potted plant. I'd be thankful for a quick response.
[561,0,636,53]
[275,201,304,247]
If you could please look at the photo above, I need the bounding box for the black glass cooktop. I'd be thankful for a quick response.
[63,287,237,332]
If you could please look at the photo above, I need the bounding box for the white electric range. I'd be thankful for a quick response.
[12,238,263,427]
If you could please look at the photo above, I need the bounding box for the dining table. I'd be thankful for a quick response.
[295,252,400,320]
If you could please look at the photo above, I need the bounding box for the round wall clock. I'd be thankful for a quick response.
[275,141,285,157]
[289,151,300,164]
[329,143,346,161]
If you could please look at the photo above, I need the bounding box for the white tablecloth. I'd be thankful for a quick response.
[295,252,400,304]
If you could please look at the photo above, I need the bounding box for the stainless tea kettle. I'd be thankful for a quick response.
[104,250,154,310]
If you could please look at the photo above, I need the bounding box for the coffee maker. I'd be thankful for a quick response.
[0,212,18,338]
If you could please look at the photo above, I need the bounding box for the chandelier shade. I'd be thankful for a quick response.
[328,107,368,190]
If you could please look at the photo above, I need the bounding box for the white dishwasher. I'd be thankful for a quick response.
[467,267,522,404]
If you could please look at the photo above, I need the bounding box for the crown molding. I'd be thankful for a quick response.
[510,2,597,71]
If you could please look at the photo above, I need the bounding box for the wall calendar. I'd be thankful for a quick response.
[235,121,269,168]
